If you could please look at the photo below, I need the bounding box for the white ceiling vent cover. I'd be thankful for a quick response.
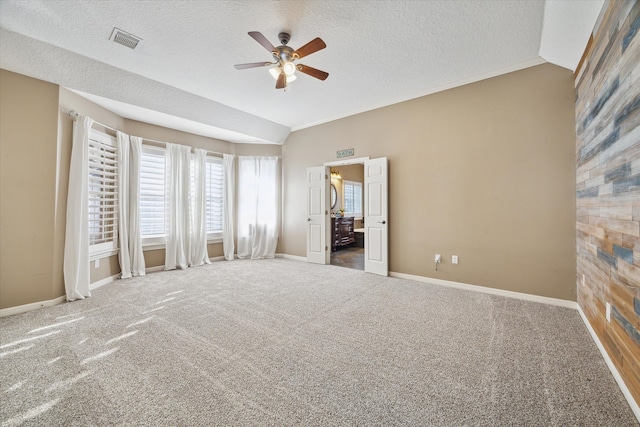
[109,28,142,49]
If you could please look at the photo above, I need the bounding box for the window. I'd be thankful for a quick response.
[140,145,166,240]
[140,145,224,244]
[88,130,118,256]
[204,156,224,235]
[343,180,362,218]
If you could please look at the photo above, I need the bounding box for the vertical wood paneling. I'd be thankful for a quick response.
[576,0,640,406]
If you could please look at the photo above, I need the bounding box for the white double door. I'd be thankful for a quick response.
[306,157,388,276]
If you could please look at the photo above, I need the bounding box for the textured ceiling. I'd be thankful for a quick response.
[0,0,601,144]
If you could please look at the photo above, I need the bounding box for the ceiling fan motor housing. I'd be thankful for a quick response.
[274,45,295,63]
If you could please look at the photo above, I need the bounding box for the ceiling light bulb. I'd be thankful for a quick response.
[269,66,297,83]
[268,67,281,80]
[283,61,296,76]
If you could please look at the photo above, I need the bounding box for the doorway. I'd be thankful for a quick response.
[306,157,388,276]
[329,164,365,271]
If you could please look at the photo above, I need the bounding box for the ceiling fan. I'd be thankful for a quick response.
[234,31,329,90]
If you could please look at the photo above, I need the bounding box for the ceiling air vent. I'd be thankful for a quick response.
[109,28,142,49]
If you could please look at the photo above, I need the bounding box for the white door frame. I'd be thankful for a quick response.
[323,157,370,167]
[306,156,388,276]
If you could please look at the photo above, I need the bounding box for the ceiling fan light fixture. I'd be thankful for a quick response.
[235,31,328,90]
[282,61,296,76]
[269,66,297,82]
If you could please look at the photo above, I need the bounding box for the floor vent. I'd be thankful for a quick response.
[109,28,142,49]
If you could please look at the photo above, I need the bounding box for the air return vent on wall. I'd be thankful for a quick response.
[109,28,142,49]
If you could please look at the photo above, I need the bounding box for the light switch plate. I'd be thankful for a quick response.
[452,255,459,264]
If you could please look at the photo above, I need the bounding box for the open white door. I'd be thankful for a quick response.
[306,166,330,264]
[364,157,388,276]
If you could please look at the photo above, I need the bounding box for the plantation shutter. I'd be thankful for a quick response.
[88,132,118,249]
[140,146,166,237]
[205,156,224,233]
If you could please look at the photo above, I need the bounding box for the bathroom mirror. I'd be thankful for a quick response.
[331,184,337,209]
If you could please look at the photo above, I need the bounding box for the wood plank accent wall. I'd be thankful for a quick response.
[575,0,640,405]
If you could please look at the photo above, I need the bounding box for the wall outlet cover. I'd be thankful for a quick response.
[452,255,459,264]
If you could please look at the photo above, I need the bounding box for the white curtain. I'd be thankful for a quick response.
[223,153,235,260]
[116,133,145,278]
[165,143,192,270]
[189,149,211,266]
[128,136,146,276]
[116,131,132,278]
[63,115,93,301]
[237,156,279,259]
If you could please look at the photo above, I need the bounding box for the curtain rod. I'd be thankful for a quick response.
[68,110,227,157]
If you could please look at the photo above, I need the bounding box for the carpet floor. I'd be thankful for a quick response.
[1,258,637,426]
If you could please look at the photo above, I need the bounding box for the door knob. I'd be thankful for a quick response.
[307,218,311,221]
[377,220,386,224]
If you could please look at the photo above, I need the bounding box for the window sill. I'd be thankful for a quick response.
[89,248,119,261]
[142,237,223,252]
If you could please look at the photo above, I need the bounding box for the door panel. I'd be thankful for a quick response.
[306,166,330,264]
[364,158,388,276]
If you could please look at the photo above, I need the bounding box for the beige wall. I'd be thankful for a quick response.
[282,63,577,300]
[0,70,60,308]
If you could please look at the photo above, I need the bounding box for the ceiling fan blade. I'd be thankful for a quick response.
[248,31,275,53]
[234,62,273,70]
[276,71,287,89]
[294,37,326,59]
[297,64,329,81]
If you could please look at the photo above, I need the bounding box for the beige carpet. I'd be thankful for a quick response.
[1,258,637,426]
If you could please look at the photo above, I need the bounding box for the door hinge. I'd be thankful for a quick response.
[326,246,328,251]
[325,210,328,215]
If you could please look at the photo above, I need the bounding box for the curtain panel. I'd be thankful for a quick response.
[117,133,146,278]
[237,156,279,259]
[223,153,235,260]
[190,149,211,267]
[116,131,132,278]
[128,136,146,276]
[165,143,192,270]
[63,115,93,301]
[164,144,211,269]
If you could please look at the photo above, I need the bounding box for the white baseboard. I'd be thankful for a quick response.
[577,306,640,422]
[388,271,578,309]
[0,295,66,318]
[90,273,119,291]
[275,253,307,262]
[145,257,227,274]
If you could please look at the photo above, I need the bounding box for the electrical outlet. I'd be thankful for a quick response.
[435,254,442,263]
[606,302,611,322]
[452,255,459,264]
[95,259,100,269]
